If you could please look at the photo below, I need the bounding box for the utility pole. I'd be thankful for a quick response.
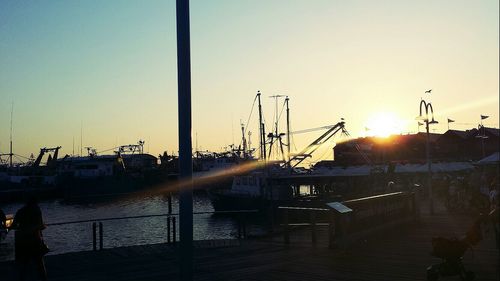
[176,0,193,280]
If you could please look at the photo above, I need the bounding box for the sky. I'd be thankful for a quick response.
[0,0,498,163]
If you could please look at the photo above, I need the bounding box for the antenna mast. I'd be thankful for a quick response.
[9,102,13,167]
[80,121,83,156]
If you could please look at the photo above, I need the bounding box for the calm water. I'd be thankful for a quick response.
[0,193,255,261]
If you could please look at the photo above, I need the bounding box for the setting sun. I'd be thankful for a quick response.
[365,112,405,137]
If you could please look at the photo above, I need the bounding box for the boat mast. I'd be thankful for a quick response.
[9,102,13,167]
[285,96,290,166]
[240,123,247,158]
[257,91,266,161]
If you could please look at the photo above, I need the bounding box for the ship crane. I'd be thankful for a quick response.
[33,146,62,167]
[285,121,346,168]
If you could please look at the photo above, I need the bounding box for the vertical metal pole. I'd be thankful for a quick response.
[242,215,247,238]
[9,102,13,168]
[168,195,172,214]
[167,216,171,243]
[284,209,290,244]
[176,0,193,280]
[99,222,103,250]
[426,121,434,215]
[310,211,317,244]
[173,216,177,244]
[237,217,242,239]
[92,222,97,251]
[257,92,266,161]
[329,211,336,249]
[285,97,290,164]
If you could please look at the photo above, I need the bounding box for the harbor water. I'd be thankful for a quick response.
[0,193,260,262]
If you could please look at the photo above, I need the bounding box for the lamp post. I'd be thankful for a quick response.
[417,99,438,215]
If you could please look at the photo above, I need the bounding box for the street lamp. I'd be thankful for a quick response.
[417,99,438,215]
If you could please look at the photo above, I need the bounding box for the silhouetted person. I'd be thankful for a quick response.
[0,208,6,242]
[0,208,6,229]
[11,196,47,281]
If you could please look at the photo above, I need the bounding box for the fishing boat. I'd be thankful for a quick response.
[57,141,164,199]
[208,161,294,211]
[208,92,348,211]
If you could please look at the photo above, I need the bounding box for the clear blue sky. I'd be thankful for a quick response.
[1,0,498,162]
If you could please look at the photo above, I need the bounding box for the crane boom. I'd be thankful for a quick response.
[287,125,336,135]
[286,121,345,168]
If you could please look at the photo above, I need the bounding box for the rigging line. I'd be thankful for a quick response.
[97,146,119,154]
[13,154,31,160]
[454,122,499,126]
[270,99,286,136]
[239,95,258,147]
[315,143,333,162]
[289,119,298,152]
[342,128,371,165]
[276,99,287,130]
[13,155,25,164]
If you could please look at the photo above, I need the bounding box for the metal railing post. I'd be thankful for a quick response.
[237,217,242,239]
[172,216,177,244]
[242,216,247,239]
[92,222,97,251]
[284,209,290,244]
[168,195,172,214]
[99,222,103,250]
[167,216,171,244]
[310,210,317,244]
[411,192,418,221]
[328,211,336,249]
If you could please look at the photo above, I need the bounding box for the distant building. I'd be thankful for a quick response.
[329,127,499,166]
[436,127,499,161]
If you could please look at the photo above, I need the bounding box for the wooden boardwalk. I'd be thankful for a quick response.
[1,201,498,281]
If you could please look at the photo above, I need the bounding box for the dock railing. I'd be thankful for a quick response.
[279,191,419,249]
[45,210,258,251]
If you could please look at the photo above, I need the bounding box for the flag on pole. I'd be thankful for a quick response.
[447,118,455,123]
[480,115,489,120]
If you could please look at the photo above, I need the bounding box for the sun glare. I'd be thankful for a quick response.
[365,112,405,137]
